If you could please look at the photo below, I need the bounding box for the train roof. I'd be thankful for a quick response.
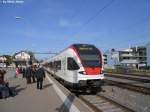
[71,43,96,47]
[47,44,99,60]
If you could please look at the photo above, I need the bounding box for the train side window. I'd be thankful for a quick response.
[48,62,52,68]
[54,60,61,70]
[57,60,61,70]
[67,57,79,70]
[51,62,54,69]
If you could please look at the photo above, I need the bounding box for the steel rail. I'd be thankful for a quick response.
[104,79,150,95]
[79,94,134,112]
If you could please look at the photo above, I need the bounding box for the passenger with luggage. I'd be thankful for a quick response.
[0,84,9,99]
[0,69,14,98]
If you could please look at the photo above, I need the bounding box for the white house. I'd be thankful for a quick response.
[13,51,33,67]
[14,51,30,61]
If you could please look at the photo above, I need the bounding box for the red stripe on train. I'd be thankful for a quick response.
[85,67,102,75]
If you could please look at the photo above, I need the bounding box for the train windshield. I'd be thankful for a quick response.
[74,44,101,67]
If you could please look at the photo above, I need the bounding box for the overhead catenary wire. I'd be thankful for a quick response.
[82,0,115,27]
[69,0,149,50]
[111,15,150,48]
[72,0,115,37]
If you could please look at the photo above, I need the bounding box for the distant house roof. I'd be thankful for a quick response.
[14,51,29,56]
[120,48,133,52]
[14,51,31,61]
[124,49,133,52]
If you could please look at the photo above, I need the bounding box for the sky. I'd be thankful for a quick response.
[0,0,150,59]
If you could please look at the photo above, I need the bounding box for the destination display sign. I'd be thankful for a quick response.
[79,47,93,50]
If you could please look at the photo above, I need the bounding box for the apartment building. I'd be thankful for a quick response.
[131,46,147,68]
[146,43,150,66]
[104,43,150,69]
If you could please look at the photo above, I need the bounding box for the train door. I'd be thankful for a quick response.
[61,57,67,77]
[66,57,79,83]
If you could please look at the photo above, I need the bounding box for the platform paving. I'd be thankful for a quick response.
[0,76,63,112]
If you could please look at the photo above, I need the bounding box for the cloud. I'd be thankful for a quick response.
[59,19,81,28]
[59,19,70,27]
[31,43,36,47]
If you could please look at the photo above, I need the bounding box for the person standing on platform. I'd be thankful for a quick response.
[25,66,32,84]
[15,67,20,78]
[22,67,26,78]
[0,69,6,85]
[35,65,45,90]
[0,69,14,98]
[31,65,36,83]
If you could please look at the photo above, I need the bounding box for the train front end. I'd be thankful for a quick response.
[71,44,104,90]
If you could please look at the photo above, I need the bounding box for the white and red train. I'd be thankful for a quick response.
[44,44,104,92]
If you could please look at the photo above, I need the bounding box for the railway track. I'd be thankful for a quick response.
[104,73,150,95]
[45,69,133,112]
[46,68,150,94]
[104,79,150,95]
[104,73,150,83]
[78,94,134,112]
[45,68,149,111]
[104,72,150,78]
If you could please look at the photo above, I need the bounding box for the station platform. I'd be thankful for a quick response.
[0,71,93,112]
[0,75,63,112]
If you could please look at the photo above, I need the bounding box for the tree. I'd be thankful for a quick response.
[2,55,13,66]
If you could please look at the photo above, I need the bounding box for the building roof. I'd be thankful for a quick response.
[120,59,139,64]
[122,48,133,52]
[14,51,29,56]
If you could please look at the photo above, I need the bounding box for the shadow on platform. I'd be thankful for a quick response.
[55,93,75,112]
[10,85,26,96]
[43,83,53,90]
